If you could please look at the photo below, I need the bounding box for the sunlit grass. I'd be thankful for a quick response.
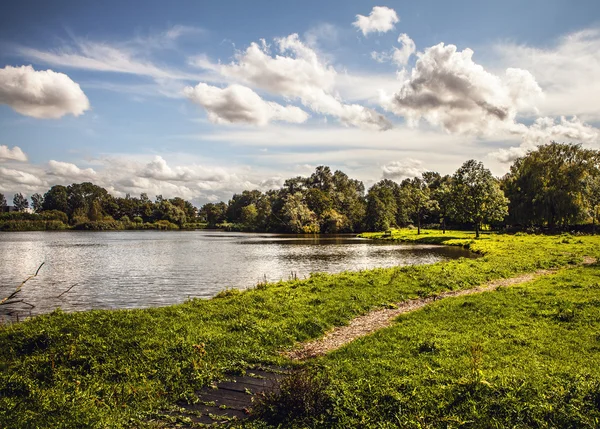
[1,230,600,427]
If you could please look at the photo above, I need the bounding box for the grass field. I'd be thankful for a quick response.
[1,230,600,428]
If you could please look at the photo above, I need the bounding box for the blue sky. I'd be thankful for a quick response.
[1,0,599,204]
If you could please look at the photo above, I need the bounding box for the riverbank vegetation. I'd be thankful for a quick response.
[2,143,600,234]
[1,230,600,427]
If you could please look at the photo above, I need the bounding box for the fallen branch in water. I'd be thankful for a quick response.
[56,283,78,298]
[0,262,44,307]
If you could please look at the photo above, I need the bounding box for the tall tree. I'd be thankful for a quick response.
[503,143,600,228]
[403,177,435,235]
[365,180,399,232]
[0,193,6,208]
[42,185,68,213]
[13,193,29,212]
[30,193,44,213]
[452,160,508,238]
[431,178,454,234]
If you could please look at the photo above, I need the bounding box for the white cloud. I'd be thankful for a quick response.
[48,160,97,179]
[0,167,46,188]
[0,65,90,119]
[353,6,399,36]
[183,83,309,125]
[0,145,28,162]
[371,33,416,67]
[490,116,600,163]
[493,28,600,121]
[382,159,426,181]
[17,40,203,81]
[392,34,416,66]
[194,34,391,130]
[381,43,543,134]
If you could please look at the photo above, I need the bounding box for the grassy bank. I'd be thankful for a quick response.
[1,230,600,428]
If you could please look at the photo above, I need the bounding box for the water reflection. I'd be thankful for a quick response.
[0,230,475,318]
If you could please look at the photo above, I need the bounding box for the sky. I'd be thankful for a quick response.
[1,0,600,205]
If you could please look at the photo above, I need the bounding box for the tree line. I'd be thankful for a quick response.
[2,143,600,234]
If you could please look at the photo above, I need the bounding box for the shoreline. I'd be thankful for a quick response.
[1,230,599,428]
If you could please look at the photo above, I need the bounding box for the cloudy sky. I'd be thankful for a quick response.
[1,0,599,205]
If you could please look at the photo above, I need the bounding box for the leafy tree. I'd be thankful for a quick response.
[0,193,6,208]
[241,204,259,230]
[431,178,454,234]
[200,202,227,226]
[585,175,600,234]
[503,143,600,228]
[42,185,68,213]
[452,160,508,238]
[282,192,319,233]
[365,180,399,232]
[152,200,186,226]
[403,177,436,235]
[13,193,29,212]
[30,193,44,213]
[308,165,334,193]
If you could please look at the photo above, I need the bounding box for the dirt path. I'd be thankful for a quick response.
[285,258,596,360]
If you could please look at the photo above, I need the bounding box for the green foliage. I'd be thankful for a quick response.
[452,160,508,237]
[12,193,29,212]
[0,192,6,207]
[2,231,600,427]
[503,142,600,228]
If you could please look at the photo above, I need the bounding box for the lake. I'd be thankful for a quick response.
[0,230,474,318]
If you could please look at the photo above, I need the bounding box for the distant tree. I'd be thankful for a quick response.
[365,180,399,232]
[240,203,259,230]
[13,193,29,212]
[308,165,334,193]
[42,185,68,213]
[503,143,600,228]
[0,193,6,208]
[200,202,227,226]
[431,178,454,234]
[282,192,319,233]
[30,193,44,213]
[452,160,508,238]
[403,177,436,235]
[152,200,186,226]
[585,175,600,234]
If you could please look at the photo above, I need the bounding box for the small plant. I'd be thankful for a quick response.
[251,367,338,426]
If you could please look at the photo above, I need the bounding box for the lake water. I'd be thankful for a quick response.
[0,230,474,318]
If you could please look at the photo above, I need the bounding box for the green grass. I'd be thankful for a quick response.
[1,230,600,428]
[251,264,600,428]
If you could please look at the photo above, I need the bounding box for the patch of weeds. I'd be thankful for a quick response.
[251,366,339,427]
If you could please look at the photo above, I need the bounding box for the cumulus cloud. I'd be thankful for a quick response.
[493,28,600,121]
[381,43,543,134]
[490,116,600,163]
[183,83,309,125]
[0,65,90,119]
[382,159,426,181]
[48,160,97,179]
[0,167,46,188]
[353,6,399,36]
[371,33,416,67]
[194,34,391,130]
[0,145,28,162]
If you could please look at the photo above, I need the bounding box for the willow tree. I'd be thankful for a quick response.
[503,143,600,228]
[451,160,508,238]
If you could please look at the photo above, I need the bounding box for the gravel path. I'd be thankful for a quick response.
[285,258,596,360]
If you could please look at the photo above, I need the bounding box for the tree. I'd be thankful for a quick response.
[0,193,6,208]
[585,175,600,234]
[42,185,68,213]
[13,193,29,212]
[240,204,259,230]
[451,160,508,238]
[503,143,600,228]
[200,202,227,226]
[365,180,399,232]
[282,192,319,233]
[31,193,44,213]
[431,178,454,234]
[403,177,435,235]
